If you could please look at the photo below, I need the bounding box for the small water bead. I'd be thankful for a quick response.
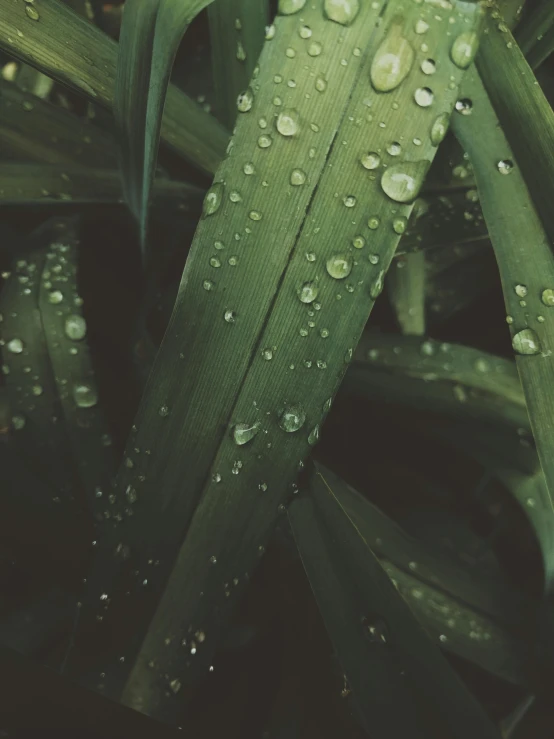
[278,0,306,14]
[26,5,40,20]
[233,422,261,446]
[387,141,401,156]
[213,472,222,483]
[224,310,236,323]
[324,0,360,25]
[7,338,24,354]
[450,31,479,69]
[308,425,320,445]
[414,87,434,107]
[203,182,224,217]
[368,216,380,230]
[258,134,273,148]
[430,113,449,146]
[352,235,366,249]
[276,109,300,136]
[369,253,379,265]
[514,284,528,298]
[261,348,273,360]
[326,254,353,280]
[393,216,408,234]
[361,152,381,170]
[316,360,327,369]
[249,211,262,221]
[538,315,545,323]
[32,384,43,396]
[370,25,414,92]
[214,240,225,250]
[229,190,242,203]
[259,482,268,491]
[306,252,316,262]
[421,59,436,75]
[315,76,327,92]
[541,289,554,306]
[299,327,309,337]
[512,328,541,355]
[228,256,239,266]
[343,195,357,208]
[308,41,322,57]
[370,270,385,299]
[455,98,472,115]
[64,315,87,341]
[279,404,306,432]
[209,257,221,268]
[363,615,389,644]
[285,47,296,58]
[299,25,312,39]
[73,383,98,408]
[497,159,514,175]
[237,88,254,112]
[236,41,246,62]
[48,290,64,304]
[243,162,255,175]
[203,279,213,291]
[381,160,429,203]
[298,281,319,303]
[290,168,307,186]
[320,328,330,338]
[415,19,429,34]
[12,414,26,431]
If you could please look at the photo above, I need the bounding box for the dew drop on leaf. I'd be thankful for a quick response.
[512,328,541,355]
[290,168,307,186]
[450,31,479,69]
[73,383,98,408]
[370,25,414,92]
[278,0,306,14]
[326,254,353,280]
[237,88,253,113]
[430,113,449,145]
[381,161,429,203]
[202,182,224,217]
[298,281,319,303]
[233,422,261,446]
[541,289,554,306]
[361,152,381,170]
[64,315,87,341]
[279,404,306,432]
[414,87,434,107]
[497,159,514,175]
[324,0,360,25]
[276,109,300,137]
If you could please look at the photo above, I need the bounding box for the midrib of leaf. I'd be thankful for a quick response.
[451,66,554,515]
[208,0,270,128]
[0,0,228,175]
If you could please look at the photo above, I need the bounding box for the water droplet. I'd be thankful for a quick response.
[514,284,528,298]
[169,678,181,694]
[298,281,319,303]
[352,235,366,249]
[512,328,541,355]
[285,47,296,58]
[290,168,307,186]
[265,24,276,40]
[308,425,320,445]
[12,414,26,430]
[451,31,479,69]
[368,216,380,230]
[258,134,273,148]
[361,151,380,170]
[278,0,306,14]
[26,5,40,20]
[237,88,253,113]
[233,422,261,446]
[414,87,434,107]
[203,279,214,292]
[224,310,236,323]
[320,328,329,338]
[415,19,429,34]
[249,210,262,221]
[209,257,221,268]
[343,195,357,208]
[276,109,300,137]
[363,615,389,644]
[324,0,360,26]
[306,252,316,262]
[421,59,436,75]
[393,217,408,234]
[308,41,322,57]
[7,338,23,354]
[368,253,379,265]
[541,289,554,306]
[526,497,536,508]
[315,76,327,92]
[279,404,306,432]
[455,98,472,115]
[497,159,514,175]
[126,485,137,504]
[370,25,414,92]
[299,24,312,39]
[64,315,86,341]
[429,113,449,146]
[370,270,385,299]
[386,141,401,156]
[326,254,353,280]
[203,182,224,217]
[159,405,170,417]
[213,472,222,483]
[48,290,64,304]
[73,383,98,408]
[262,348,273,360]
[381,160,429,203]
[258,482,268,491]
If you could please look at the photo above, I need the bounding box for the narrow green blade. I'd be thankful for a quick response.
[387,251,426,335]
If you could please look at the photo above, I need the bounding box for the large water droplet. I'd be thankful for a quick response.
[298,281,319,303]
[381,160,429,203]
[370,25,414,93]
[237,88,254,113]
[512,329,541,355]
[290,168,307,186]
[64,314,87,341]
[414,87,434,107]
[430,113,449,145]
[278,0,306,14]
[279,404,306,432]
[324,0,359,25]
[276,109,300,137]
[326,254,353,280]
[541,289,554,306]
[73,383,98,408]
[203,182,224,217]
[48,290,64,304]
[233,422,261,446]
[450,31,479,70]
[7,338,24,354]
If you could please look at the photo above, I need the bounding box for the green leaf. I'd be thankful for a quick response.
[289,470,503,739]
[0,0,228,175]
[68,0,485,718]
[387,250,426,335]
[208,0,269,128]
[115,0,216,252]
[451,66,554,515]
[0,163,202,207]
[516,0,554,69]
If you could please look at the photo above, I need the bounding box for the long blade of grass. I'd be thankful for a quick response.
[0,163,202,207]
[451,67,554,513]
[516,0,554,69]
[387,251,426,335]
[0,0,228,175]
[208,0,269,128]
[115,0,216,251]
[0,79,116,167]
[290,472,503,739]
[68,0,485,718]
